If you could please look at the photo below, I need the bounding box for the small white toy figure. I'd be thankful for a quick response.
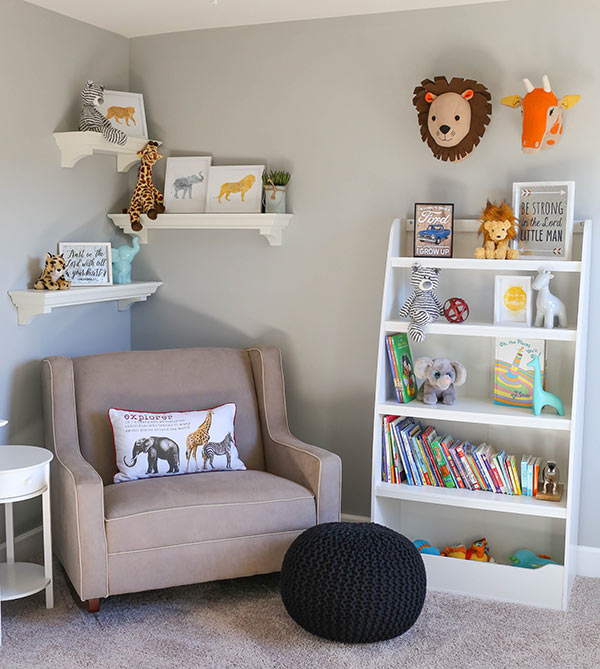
[532,268,567,329]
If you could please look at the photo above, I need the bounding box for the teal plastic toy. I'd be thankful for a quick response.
[527,354,564,416]
[509,548,559,569]
[413,539,441,556]
[112,237,140,284]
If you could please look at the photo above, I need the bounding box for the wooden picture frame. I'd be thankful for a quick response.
[413,203,454,258]
[512,181,575,260]
[494,275,532,326]
[58,242,113,286]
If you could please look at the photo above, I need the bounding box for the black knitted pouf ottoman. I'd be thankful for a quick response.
[280,522,426,643]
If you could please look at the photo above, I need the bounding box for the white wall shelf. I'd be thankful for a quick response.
[371,217,592,610]
[385,319,578,342]
[8,281,162,325]
[107,212,292,247]
[375,481,567,519]
[53,132,162,172]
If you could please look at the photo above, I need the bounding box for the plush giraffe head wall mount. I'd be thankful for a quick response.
[501,75,580,154]
[128,141,165,232]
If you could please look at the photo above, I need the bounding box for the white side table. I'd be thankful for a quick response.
[0,445,53,645]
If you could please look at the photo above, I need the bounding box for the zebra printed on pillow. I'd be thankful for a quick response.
[78,80,127,146]
[399,263,443,343]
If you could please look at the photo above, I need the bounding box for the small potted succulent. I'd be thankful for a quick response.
[263,170,291,214]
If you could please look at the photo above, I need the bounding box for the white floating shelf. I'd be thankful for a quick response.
[385,319,577,342]
[108,213,292,247]
[375,481,567,519]
[391,257,582,272]
[53,132,162,172]
[8,281,162,325]
[377,397,571,431]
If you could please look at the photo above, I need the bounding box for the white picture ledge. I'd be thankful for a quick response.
[8,281,162,325]
[53,132,162,172]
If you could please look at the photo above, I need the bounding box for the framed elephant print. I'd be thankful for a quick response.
[205,165,264,214]
[164,156,212,213]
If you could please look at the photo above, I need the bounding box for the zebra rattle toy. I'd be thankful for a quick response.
[399,264,443,343]
[78,80,127,146]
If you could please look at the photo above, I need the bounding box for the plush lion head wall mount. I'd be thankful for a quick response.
[412,76,492,162]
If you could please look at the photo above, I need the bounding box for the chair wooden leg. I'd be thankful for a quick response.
[86,598,101,613]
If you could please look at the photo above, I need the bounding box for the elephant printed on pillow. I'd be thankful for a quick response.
[123,436,180,475]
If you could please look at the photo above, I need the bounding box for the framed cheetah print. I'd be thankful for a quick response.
[96,90,148,139]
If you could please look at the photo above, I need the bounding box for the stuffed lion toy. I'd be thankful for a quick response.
[475,201,520,260]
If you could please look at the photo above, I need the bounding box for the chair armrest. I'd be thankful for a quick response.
[42,357,108,601]
[247,347,342,524]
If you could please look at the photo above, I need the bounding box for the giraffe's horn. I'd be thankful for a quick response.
[542,75,551,92]
[523,78,534,93]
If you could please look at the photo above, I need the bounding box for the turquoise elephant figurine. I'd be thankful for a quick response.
[112,237,140,284]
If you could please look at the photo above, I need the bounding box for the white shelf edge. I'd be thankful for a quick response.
[108,213,293,247]
[7,281,162,325]
[391,256,582,272]
[375,481,567,519]
[53,132,162,172]
[384,319,577,341]
[405,218,588,234]
[377,400,571,431]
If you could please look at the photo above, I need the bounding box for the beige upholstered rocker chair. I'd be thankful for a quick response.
[41,346,341,612]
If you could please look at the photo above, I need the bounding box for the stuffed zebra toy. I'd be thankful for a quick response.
[399,264,443,343]
[78,80,127,146]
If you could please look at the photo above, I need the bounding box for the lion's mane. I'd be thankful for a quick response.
[412,76,492,162]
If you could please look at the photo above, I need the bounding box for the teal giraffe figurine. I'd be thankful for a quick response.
[526,354,564,416]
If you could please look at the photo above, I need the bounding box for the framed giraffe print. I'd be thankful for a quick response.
[96,91,148,139]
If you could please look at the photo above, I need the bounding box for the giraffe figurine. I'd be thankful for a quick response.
[128,141,165,232]
[526,354,564,416]
[185,410,214,472]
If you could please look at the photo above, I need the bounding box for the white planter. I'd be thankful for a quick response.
[264,185,287,214]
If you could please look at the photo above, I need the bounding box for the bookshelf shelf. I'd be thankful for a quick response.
[371,218,592,611]
[377,398,572,431]
[384,320,578,342]
[375,481,567,519]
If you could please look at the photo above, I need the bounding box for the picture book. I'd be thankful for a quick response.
[386,333,418,403]
[494,338,545,409]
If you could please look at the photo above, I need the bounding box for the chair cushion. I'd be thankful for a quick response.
[104,470,316,554]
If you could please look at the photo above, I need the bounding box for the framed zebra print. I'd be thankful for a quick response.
[96,91,148,139]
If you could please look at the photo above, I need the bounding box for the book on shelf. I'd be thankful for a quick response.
[380,415,553,500]
[494,338,545,409]
[385,333,418,403]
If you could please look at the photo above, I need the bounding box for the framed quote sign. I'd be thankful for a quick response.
[58,242,113,286]
[512,181,575,260]
[413,203,454,258]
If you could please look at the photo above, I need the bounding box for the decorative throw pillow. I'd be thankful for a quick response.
[109,403,246,483]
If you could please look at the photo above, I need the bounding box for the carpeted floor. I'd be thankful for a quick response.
[1,566,599,668]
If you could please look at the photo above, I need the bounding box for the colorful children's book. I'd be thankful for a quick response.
[521,454,529,496]
[533,456,542,496]
[386,334,418,404]
[430,437,456,488]
[494,338,546,409]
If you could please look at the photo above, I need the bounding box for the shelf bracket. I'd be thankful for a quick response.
[117,296,148,311]
[260,227,283,247]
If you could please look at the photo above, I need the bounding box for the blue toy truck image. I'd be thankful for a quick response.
[417,223,451,245]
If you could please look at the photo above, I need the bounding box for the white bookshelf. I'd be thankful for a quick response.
[371,218,592,610]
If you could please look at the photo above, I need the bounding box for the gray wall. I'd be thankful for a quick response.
[1,0,132,537]
[129,0,600,545]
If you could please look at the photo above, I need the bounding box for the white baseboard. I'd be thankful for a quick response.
[6,522,600,580]
[341,513,370,523]
[0,525,43,562]
[576,545,600,578]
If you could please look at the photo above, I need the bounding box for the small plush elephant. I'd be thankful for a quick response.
[414,357,467,405]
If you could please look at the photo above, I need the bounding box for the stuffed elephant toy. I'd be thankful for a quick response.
[414,357,467,405]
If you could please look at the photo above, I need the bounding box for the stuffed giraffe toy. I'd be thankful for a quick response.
[185,410,214,472]
[128,141,165,232]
